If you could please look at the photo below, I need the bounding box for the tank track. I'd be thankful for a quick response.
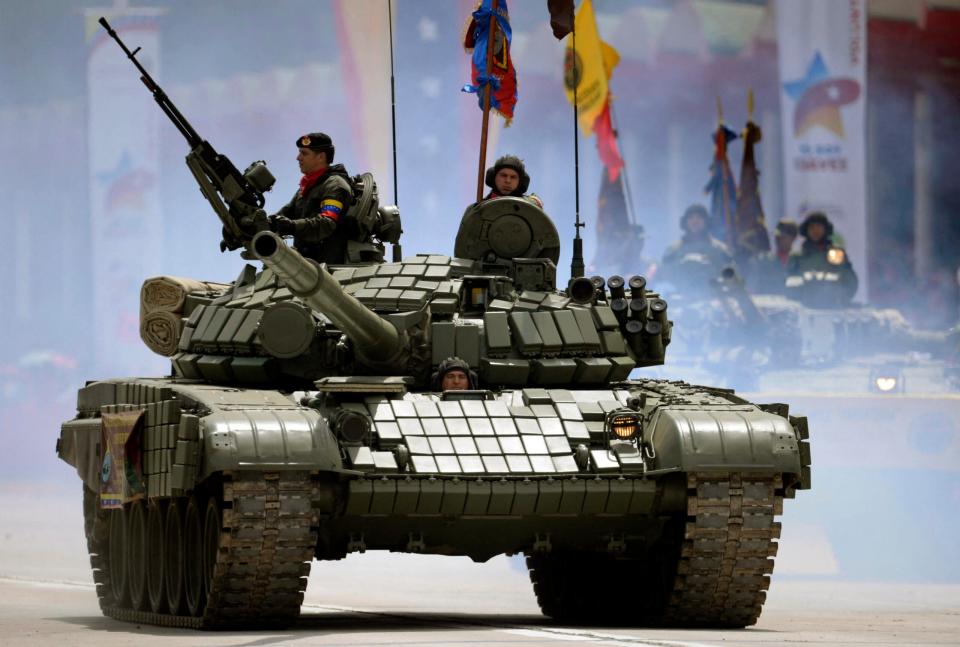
[661,471,781,627]
[526,471,782,628]
[87,471,321,629]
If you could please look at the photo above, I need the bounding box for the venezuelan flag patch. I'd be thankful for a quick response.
[319,199,343,221]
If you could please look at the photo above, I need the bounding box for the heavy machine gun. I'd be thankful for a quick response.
[98,17,275,250]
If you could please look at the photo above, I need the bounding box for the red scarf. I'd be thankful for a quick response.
[298,167,327,196]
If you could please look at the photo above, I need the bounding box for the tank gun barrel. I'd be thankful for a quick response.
[252,231,406,366]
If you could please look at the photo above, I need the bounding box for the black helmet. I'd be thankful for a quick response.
[485,154,530,195]
[296,132,335,162]
[680,203,709,231]
[430,356,478,390]
[799,211,833,239]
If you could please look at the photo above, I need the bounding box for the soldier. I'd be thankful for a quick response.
[482,155,544,208]
[659,204,734,295]
[430,357,477,391]
[745,219,798,295]
[269,132,356,264]
[785,211,858,308]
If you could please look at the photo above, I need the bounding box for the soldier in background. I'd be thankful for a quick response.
[660,204,734,296]
[785,211,858,308]
[431,357,477,391]
[745,219,798,295]
[482,155,544,209]
[269,132,356,264]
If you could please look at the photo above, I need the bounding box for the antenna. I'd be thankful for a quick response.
[570,3,585,280]
[388,0,402,262]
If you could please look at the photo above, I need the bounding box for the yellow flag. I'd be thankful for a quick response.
[563,0,620,136]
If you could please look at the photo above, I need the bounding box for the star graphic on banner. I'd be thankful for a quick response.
[783,51,860,137]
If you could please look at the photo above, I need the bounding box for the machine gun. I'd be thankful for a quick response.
[98,17,275,250]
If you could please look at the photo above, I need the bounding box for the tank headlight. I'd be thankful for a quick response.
[827,248,845,265]
[874,376,898,392]
[609,413,640,441]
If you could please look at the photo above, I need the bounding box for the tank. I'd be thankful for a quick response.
[657,265,959,395]
[57,197,811,629]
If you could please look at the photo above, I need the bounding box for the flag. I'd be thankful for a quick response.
[704,124,738,244]
[563,0,619,136]
[594,102,624,182]
[547,0,575,39]
[733,120,771,258]
[463,0,517,124]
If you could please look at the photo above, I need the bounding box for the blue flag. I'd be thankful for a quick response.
[462,0,517,123]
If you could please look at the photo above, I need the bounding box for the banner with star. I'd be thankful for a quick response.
[776,0,867,298]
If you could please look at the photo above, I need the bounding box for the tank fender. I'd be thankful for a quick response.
[200,407,343,476]
[645,406,802,476]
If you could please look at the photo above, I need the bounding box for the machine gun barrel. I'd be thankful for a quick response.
[98,17,201,148]
[98,17,272,249]
[252,232,406,367]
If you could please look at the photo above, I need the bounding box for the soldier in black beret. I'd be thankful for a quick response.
[482,155,543,208]
[268,132,356,264]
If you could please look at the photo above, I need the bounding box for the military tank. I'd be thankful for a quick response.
[58,192,810,630]
[657,264,958,394]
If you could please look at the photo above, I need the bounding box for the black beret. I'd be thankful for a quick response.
[296,132,333,151]
[775,219,798,237]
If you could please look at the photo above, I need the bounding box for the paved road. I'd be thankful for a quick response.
[2,575,960,646]
[3,486,959,646]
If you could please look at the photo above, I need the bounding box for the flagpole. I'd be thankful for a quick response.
[609,101,637,227]
[717,96,733,246]
[476,0,500,203]
[570,1,584,280]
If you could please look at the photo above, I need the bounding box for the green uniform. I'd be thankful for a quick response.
[660,233,734,295]
[274,164,355,264]
[785,240,858,308]
[746,251,791,295]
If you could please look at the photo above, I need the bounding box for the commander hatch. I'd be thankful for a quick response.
[454,197,560,292]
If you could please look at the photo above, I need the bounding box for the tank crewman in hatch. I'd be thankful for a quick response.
[431,357,478,391]
[785,211,858,308]
[659,203,734,296]
[269,132,356,264]
[745,219,798,295]
[482,155,543,209]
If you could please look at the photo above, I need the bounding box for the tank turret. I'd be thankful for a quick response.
[251,231,407,369]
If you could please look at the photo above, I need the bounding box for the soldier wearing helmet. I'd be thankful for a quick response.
[431,357,478,391]
[785,211,858,307]
[482,155,543,209]
[659,204,734,295]
[268,132,357,264]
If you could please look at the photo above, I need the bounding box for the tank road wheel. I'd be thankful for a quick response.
[183,497,206,617]
[202,496,222,602]
[164,498,185,614]
[83,485,117,611]
[526,551,611,624]
[126,500,148,610]
[107,507,128,606]
[146,500,167,613]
